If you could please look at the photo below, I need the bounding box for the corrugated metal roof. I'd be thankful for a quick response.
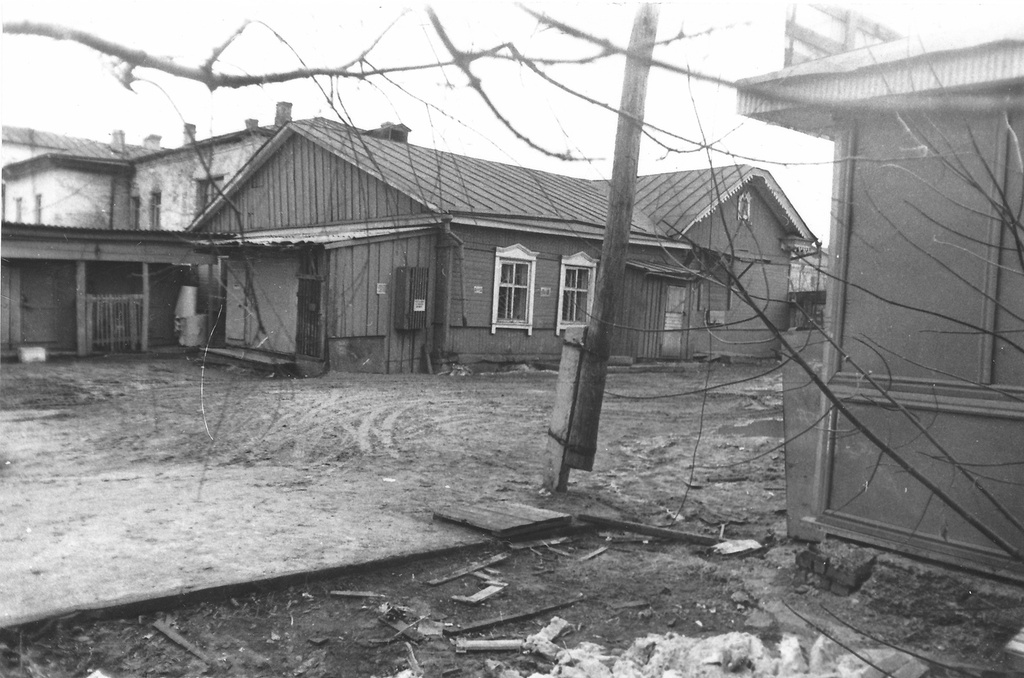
[2,126,151,160]
[290,118,659,235]
[627,165,814,241]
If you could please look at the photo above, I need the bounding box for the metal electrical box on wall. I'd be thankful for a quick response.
[393,266,429,330]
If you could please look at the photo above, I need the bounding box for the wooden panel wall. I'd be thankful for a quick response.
[610,267,670,360]
[203,135,426,233]
[841,113,998,382]
[327,232,436,374]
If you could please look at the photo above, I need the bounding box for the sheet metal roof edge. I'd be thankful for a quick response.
[1,221,203,244]
[738,26,1024,87]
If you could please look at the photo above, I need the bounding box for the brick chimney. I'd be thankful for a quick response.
[245,118,259,132]
[183,123,197,145]
[274,101,293,127]
[110,129,125,153]
[144,134,162,150]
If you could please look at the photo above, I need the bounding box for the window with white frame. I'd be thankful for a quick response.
[556,252,597,333]
[491,244,538,335]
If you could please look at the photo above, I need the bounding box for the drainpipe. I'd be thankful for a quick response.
[435,216,455,361]
[108,175,117,229]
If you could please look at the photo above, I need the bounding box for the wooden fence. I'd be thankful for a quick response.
[86,294,144,353]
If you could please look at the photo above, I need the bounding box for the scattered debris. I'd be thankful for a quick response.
[611,600,650,611]
[151,618,215,664]
[579,546,609,561]
[307,636,331,646]
[455,639,524,653]
[447,594,585,636]
[433,503,571,539]
[711,539,763,556]
[796,547,876,595]
[1005,625,1024,671]
[417,620,446,638]
[451,584,506,605]
[523,616,572,661]
[379,616,426,643]
[578,514,718,546]
[544,546,576,558]
[404,642,421,675]
[426,553,510,586]
[329,590,385,598]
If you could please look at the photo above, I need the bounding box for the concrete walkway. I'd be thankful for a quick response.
[0,463,486,628]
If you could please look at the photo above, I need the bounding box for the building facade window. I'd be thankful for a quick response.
[556,251,598,333]
[130,196,141,230]
[195,175,225,214]
[491,244,538,335]
[149,191,161,230]
[14,197,23,222]
[34,194,42,224]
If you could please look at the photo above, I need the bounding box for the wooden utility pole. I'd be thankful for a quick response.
[544,4,660,491]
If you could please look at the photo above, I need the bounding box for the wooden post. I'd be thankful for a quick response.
[543,4,660,491]
[76,261,88,357]
[141,262,150,352]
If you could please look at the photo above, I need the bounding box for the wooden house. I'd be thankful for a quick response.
[190,117,812,373]
[738,27,1024,578]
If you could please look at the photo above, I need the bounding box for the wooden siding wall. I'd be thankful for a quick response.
[327,232,436,374]
[446,225,681,365]
[684,187,789,263]
[610,267,670,360]
[682,189,791,358]
[689,260,789,359]
[202,135,426,233]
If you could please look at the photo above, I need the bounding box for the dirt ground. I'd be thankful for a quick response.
[0,353,1021,677]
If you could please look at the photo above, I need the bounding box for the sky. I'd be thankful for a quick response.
[2,2,1021,244]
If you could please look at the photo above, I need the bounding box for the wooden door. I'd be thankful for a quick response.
[1,265,20,351]
[20,262,76,350]
[295,276,324,358]
[660,285,688,359]
[223,260,248,345]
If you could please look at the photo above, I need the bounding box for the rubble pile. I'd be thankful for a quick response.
[474,630,929,678]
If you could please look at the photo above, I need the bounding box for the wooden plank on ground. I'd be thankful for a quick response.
[329,590,385,598]
[578,515,719,546]
[469,571,507,586]
[152,619,215,664]
[434,503,571,539]
[446,594,585,636]
[426,553,510,586]
[508,536,572,550]
[451,584,506,605]
[579,546,609,561]
[455,639,524,653]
